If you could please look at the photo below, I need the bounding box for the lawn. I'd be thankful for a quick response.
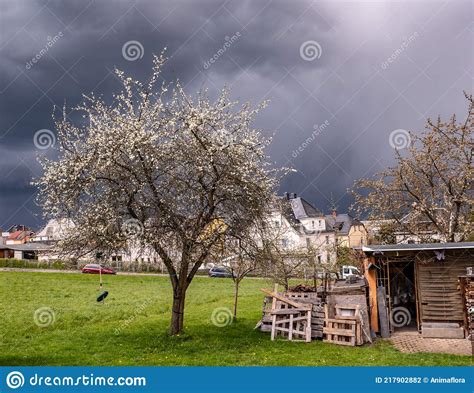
[0,271,470,366]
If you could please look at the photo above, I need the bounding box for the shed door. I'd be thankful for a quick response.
[416,259,469,323]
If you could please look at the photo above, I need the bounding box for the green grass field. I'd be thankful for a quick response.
[0,271,470,366]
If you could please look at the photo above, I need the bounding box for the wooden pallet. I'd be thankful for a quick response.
[259,295,273,332]
[260,287,312,342]
[259,287,324,339]
[323,304,362,346]
[287,291,324,338]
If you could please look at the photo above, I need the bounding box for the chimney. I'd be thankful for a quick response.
[289,193,297,199]
[284,192,289,200]
[331,208,337,218]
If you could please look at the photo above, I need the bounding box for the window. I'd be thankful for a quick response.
[306,238,311,247]
[325,235,329,244]
[317,255,322,264]
[311,221,315,228]
[274,220,280,228]
[281,238,288,248]
[326,254,330,263]
[319,220,323,227]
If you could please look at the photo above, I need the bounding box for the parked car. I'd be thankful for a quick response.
[82,263,116,275]
[341,265,361,279]
[208,266,234,278]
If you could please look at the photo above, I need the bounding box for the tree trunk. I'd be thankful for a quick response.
[233,279,240,320]
[170,287,186,335]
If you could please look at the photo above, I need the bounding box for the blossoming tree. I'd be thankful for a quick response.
[36,54,280,335]
[352,93,473,242]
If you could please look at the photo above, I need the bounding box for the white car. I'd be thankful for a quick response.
[341,265,361,279]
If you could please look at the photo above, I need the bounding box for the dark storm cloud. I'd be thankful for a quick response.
[0,0,472,229]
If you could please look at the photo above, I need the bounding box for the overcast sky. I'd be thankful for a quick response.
[0,0,472,230]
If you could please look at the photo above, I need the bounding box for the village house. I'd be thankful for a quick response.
[363,207,469,245]
[0,225,50,259]
[271,193,337,264]
[31,218,74,243]
[325,210,367,248]
[270,193,367,266]
[2,225,34,245]
[29,218,162,270]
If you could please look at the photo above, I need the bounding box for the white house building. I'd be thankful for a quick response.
[271,193,338,265]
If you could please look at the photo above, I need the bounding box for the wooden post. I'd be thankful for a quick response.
[270,283,278,341]
[377,286,390,338]
[414,260,421,333]
[288,314,293,340]
[305,310,312,343]
[364,256,379,333]
[387,259,392,333]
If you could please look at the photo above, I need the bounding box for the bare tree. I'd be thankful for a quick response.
[223,236,261,321]
[259,222,312,290]
[352,93,473,242]
[35,54,282,335]
[223,216,294,319]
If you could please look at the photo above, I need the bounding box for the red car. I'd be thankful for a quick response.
[82,263,116,275]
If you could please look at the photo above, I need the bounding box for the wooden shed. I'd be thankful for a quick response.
[362,242,474,339]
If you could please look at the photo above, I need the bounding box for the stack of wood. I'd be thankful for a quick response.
[288,284,317,293]
[323,304,363,346]
[325,277,372,344]
[286,291,324,339]
[459,269,474,339]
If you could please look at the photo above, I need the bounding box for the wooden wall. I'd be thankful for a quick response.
[416,250,473,324]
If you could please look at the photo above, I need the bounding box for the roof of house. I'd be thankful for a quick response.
[362,242,474,253]
[288,197,323,219]
[7,230,32,241]
[275,196,329,235]
[325,213,353,235]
